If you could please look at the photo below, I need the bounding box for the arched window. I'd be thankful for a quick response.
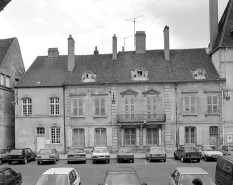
[22,98,32,115]
[51,126,60,144]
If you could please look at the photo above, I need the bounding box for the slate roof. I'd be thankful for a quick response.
[212,0,233,52]
[0,38,14,64]
[0,0,11,12]
[16,48,224,88]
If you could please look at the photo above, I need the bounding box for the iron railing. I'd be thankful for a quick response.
[117,114,166,123]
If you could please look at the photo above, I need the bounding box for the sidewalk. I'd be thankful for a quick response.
[59,152,174,160]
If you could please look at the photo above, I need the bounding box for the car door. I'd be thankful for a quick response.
[71,170,80,185]
[169,170,179,185]
[1,149,7,161]
[176,147,182,159]
[27,149,34,161]
[3,169,16,185]
[145,149,150,158]
[54,148,59,160]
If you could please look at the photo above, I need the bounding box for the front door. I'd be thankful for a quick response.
[210,135,218,147]
[36,137,46,153]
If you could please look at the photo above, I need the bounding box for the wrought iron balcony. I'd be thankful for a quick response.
[117,114,166,123]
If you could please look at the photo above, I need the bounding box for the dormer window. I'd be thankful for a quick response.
[131,68,148,81]
[81,71,96,82]
[192,68,207,80]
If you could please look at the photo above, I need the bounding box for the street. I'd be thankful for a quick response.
[0,158,217,185]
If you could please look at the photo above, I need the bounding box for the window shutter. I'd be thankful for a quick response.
[67,128,73,147]
[143,128,146,146]
[121,128,124,146]
[144,97,147,114]
[89,128,95,147]
[83,99,86,116]
[106,127,112,146]
[179,126,185,146]
[84,128,88,147]
[71,99,74,115]
[196,126,202,145]
[136,128,139,146]
[195,96,197,113]
[159,128,161,146]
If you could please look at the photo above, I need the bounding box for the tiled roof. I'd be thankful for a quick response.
[0,38,14,64]
[17,48,223,88]
[212,0,233,52]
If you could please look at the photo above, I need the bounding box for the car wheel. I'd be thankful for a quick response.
[0,159,2,165]
[24,158,27,164]
[8,161,12,165]
[197,159,200,163]
[108,160,110,164]
[204,156,208,161]
[93,160,96,164]
[83,160,86,164]
[174,154,178,160]
[54,159,56,164]
[117,159,120,163]
[148,158,151,162]
[37,161,40,165]
[164,159,166,162]
[132,159,134,163]
[68,161,70,164]
[181,156,185,163]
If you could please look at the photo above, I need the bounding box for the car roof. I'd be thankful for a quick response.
[40,148,54,150]
[176,167,209,174]
[42,168,74,175]
[70,147,84,149]
[150,147,164,149]
[94,147,108,149]
[107,167,137,174]
[201,145,215,147]
[11,148,30,150]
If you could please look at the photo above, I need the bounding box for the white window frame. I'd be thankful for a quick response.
[147,128,158,145]
[206,95,218,114]
[51,126,60,144]
[50,97,60,115]
[22,98,32,115]
[95,128,106,146]
[124,96,135,120]
[94,97,106,116]
[72,98,85,116]
[72,129,85,146]
[185,127,196,144]
[124,128,136,146]
[183,94,197,115]
[36,127,45,135]
[5,76,10,87]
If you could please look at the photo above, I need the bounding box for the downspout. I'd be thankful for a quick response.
[63,85,66,154]
[175,82,178,148]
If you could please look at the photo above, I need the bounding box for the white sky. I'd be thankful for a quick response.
[0,0,229,70]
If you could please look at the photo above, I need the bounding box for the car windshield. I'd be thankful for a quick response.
[228,146,233,151]
[35,174,68,185]
[105,174,140,185]
[10,150,22,155]
[203,146,217,151]
[94,148,109,153]
[185,147,198,152]
[39,149,54,154]
[151,148,165,152]
[119,149,132,153]
[180,174,215,185]
[69,148,84,153]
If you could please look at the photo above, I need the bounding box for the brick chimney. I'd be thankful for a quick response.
[94,46,99,55]
[48,48,59,58]
[209,0,218,52]
[112,34,117,59]
[68,34,75,72]
[135,31,146,54]
[163,26,170,61]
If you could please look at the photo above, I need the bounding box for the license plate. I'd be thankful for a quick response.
[43,160,49,161]
[124,158,129,160]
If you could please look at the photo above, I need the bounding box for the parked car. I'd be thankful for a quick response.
[221,145,233,156]
[200,145,223,161]
[7,148,36,164]
[92,147,110,164]
[0,148,9,165]
[117,148,134,163]
[98,167,147,185]
[67,147,86,164]
[216,155,233,185]
[35,167,81,185]
[174,146,202,163]
[36,148,60,165]
[145,147,167,162]
[169,167,216,185]
[0,167,23,185]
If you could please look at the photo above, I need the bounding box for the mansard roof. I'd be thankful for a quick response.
[0,38,14,64]
[212,0,233,52]
[16,48,224,88]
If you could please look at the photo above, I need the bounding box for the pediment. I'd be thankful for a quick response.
[142,89,161,96]
[120,89,138,97]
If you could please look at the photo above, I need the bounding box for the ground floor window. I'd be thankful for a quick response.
[37,127,45,135]
[185,127,196,144]
[51,126,60,144]
[209,126,218,135]
[147,128,158,145]
[125,128,136,146]
[73,129,84,146]
[95,128,106,146]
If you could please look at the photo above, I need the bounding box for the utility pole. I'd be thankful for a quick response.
[119,35,133,51]
[125,15,143,47]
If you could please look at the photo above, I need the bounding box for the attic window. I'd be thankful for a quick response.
[131,68,148,81]
[81,71,96,82]
[191,68,207,80]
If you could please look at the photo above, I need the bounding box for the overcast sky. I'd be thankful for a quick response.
[0,0,229,70]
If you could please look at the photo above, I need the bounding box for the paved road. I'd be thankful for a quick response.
[0,158,217,185]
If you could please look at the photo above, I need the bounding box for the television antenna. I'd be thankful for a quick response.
[125,15,143,47]
[119,35,133,51]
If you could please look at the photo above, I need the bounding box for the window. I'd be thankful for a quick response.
[73,129,85,146]
[131,68,148,81]
[3,170,12,181]
[37,127,45,135]
[94,97,105,116]
[147,128,158,145]
[183,95,196,114]
[0,74,4,85]
[51,127,60,144]
[5,76,10,87]
[192,68,207,79]
[50,97,59,115]
[147,96,156,119]
[22,98,32,115]
[125,128,136,146]
[95,128,106,146]
[81,71,96,82]
[72,98,84,116]
[185,127,196,144]
[206,95,218,113]
[210,126,218,135]
[125,97,135,120]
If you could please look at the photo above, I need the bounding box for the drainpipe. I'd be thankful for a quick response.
[63,85,66,154]
[175,83,178,148]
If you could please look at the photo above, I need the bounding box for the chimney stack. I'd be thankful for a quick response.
[163,26,170,61]
[94,46,99,55]
[209,0,218,52]
[68,34,75,72]
[48,48,59,58]
[135,31,146,54]
[112,34,117,59]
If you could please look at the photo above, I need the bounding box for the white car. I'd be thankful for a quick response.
[35,168,81,185]
[200,145,223,161]
[92,147,110,164]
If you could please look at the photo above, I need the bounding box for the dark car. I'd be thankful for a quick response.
[0,167,22,185]
[98,167,147,185]
[117,148,134,163]
[174,146,202,163]
[7,148,36,164]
